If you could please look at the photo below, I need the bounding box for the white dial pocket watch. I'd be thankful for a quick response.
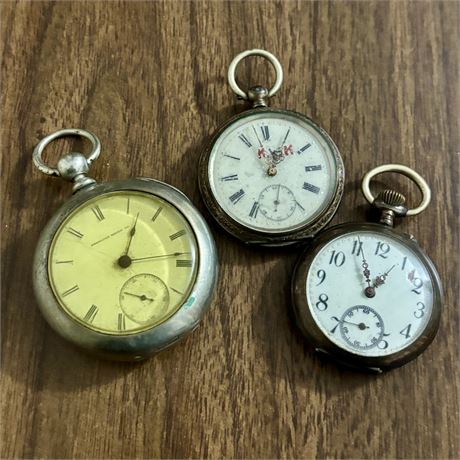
[32,128,218,361]
[199,49,345,246]
[292,164,443,372]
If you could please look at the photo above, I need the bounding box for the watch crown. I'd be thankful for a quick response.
[373,189,408,227]
[247,85,269,108]
[56,152,96,193]
[377,189,406,207]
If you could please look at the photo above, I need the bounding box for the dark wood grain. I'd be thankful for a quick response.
[1,1,459,458]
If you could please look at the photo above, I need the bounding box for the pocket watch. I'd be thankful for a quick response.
[32,128,218,361]
[292,164,443,372]
[199,49,345,246]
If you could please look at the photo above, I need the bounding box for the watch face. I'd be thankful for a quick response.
[48,191,198,335]
[207,110,340,234]
[305,231,435,357]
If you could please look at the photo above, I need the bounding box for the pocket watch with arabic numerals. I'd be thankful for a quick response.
[32,129,218,361]
[199,49,345,246]
[292,164,443,372]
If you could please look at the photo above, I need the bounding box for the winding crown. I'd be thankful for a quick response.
[376,189,406,207]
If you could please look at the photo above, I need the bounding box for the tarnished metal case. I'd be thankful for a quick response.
[198,108,345,246]
[291,223,443,372]
[33,178,218,361]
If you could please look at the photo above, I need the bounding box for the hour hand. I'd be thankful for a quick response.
[373,264,396,288]
[123,213,139,255]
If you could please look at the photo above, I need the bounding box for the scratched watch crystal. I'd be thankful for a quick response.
[199,49,344,246]
[32,129,217,360]
[292,164,443,372]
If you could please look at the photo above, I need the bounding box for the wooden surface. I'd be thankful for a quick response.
[1,1,459,458]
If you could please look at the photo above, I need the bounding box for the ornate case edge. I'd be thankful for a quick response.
[198,107,345,246]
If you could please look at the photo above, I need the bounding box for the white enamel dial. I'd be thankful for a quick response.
[207,111,339,233]
[306,231,435,356]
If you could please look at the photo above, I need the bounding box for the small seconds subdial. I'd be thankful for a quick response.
[258,184,297,221]
[208,111,339,234]
[338,305,385,350]
[119,274,170,325]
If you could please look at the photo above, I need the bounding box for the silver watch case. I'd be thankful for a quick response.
[199,108,345,246]
[33,178,218,361]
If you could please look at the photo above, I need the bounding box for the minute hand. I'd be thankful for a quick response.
[130,252,189,262]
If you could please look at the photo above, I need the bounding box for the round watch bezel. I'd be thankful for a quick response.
[33,178,218,361]
[291,222,443,372]
[198,107,345,246]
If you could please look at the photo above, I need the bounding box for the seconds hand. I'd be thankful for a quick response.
[332,316,369,330]
[275,184,281,211]
[124,292,154,302]
[341,319,369,330]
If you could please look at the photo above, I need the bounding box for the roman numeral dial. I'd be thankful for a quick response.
[238,134,252,147]
[208,111,339,234]
[48,190,198,335]
[91,205,105,221]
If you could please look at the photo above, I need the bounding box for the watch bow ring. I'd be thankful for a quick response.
[199,49,345,246]
[227,49,284,101]
[362,163,431,216]
[33,128,101,177]
[32,128,218,361]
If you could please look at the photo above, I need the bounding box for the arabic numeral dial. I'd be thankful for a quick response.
[305,231,435,358]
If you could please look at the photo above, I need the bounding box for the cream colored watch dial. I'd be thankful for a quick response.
[48,191,198,335]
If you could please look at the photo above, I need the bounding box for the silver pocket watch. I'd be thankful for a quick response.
[32,128,218,361]
[292,164,443,372]
[199,49,345,246]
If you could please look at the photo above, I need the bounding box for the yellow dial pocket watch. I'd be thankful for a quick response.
[32,129,218,361]
[199,49,345,246]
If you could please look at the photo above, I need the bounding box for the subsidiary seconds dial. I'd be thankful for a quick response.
[202,110,343,239]
[338,305,385,351]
